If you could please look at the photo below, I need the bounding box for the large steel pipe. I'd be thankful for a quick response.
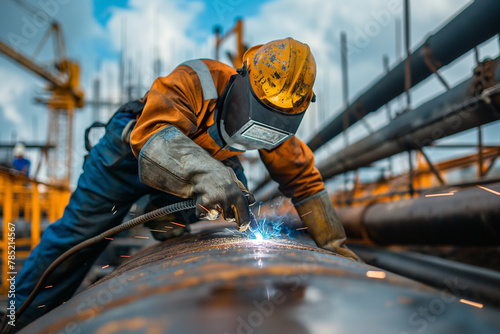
[22,225,500,333]
[337,182,500,246]
[308,0,500,151]
[317,58,500,179]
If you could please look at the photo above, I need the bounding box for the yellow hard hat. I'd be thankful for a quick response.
[242,37,316,114]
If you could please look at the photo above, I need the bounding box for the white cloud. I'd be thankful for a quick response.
[0,67,29,126]
[105,0,208,85]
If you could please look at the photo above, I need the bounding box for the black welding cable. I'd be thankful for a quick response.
[1,199,196,333]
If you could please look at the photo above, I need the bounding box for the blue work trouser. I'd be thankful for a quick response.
[13,107,247,325]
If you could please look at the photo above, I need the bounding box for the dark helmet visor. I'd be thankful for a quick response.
[220,67,306,151]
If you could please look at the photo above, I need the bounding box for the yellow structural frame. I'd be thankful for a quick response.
[0,168,70,294]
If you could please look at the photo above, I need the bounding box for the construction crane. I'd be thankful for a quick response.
[214,18,247,68]
[0,21,84,188]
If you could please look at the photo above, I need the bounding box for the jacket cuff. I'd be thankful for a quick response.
[138,125,181,182]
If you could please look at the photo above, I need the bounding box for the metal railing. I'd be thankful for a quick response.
[0,167,71,293]
[331,147,500,207]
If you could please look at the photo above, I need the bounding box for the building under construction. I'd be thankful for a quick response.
[0,0,500,333]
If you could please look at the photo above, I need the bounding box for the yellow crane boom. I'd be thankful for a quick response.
[0,21,84,188]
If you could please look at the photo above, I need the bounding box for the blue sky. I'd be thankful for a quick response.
[93,0,130,26]
[0,0,499,190]
[91,0,271,43]
[87,0,274,65]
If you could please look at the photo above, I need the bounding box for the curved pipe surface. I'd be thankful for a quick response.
[22,225,500,333]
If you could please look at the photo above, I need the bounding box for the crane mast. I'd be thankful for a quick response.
[0,22,84,188]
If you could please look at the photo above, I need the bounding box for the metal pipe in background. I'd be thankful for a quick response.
[307,0,500,152]
[350,244,500,308]
[316,57,500,180]
[21,226,500,334]
[252,1,500,195]
[404,0,411,108]
[336,182,500,246]
[340,31,350,148]
[255,58,500,200]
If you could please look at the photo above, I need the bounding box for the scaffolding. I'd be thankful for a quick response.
[0,167,70,294]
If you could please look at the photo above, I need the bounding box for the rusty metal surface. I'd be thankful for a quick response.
[23,225,500,334]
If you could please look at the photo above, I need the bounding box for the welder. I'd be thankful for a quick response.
[10,37,360,331]
[12,143,30,177]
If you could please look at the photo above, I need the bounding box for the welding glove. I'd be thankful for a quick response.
[295,190,362,262]
[139,125,252,231]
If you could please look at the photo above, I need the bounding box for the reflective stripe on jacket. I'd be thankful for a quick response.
[130,59,324,203]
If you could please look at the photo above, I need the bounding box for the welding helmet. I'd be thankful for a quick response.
[220,37,316,150]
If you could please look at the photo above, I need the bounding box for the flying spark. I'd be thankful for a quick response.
[45,285,53,289]
[102,265,109,269]
[477,185,500,196]
[366,271,386,279]
[300,211,312,217]
[38,305,45,308]
[266,287,270,300]
[198,204,210,212]
[111,206,115,211]
[460,299,483,309]
[134,236,149,239]
[243,216,291,242]
[425,192,454,197]
[296,227,308,231]
[120,255,130,258]
[170,222,186,227]
[105,237,114,241]
[234,198,299,242]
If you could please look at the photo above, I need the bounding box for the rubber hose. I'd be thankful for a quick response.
[2,199,196,333]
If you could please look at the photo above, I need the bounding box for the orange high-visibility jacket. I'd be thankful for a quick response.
[130,59,325,203]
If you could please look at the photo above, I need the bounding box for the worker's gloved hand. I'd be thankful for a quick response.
[295,190,362,262]
[193,167,253,230]
[138,126,253,231]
